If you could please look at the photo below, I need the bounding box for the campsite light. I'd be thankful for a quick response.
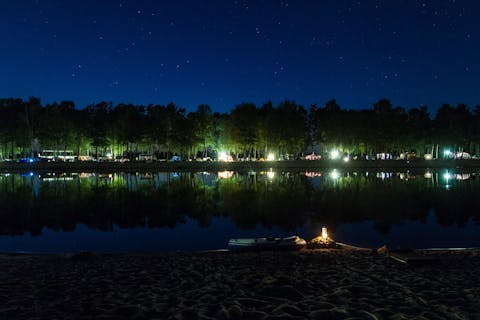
[321,227,328,241]
[443,149,452,158]
[267,153,275,161]
[343,155,349,162]
[330,149,340,160]
[218,151,228,162]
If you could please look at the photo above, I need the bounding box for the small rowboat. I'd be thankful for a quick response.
[228,236,307,252]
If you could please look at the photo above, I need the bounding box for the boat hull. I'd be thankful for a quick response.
[228,236,307,252]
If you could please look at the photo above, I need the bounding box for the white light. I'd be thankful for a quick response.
[424,154,433,160]
[444,150,452,158]
[218,151,228,162]
[267,153,275,161]
[343,156,349,162]
[330,150,340,160]
[424,171,432,179]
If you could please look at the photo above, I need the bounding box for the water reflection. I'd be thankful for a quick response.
[0,170,480,250]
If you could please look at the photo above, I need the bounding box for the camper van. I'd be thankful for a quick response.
[38,150,76,162]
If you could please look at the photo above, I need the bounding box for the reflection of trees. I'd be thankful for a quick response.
[216,173,310,231]
[0,171,479,236]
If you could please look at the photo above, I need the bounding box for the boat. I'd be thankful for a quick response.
[228,236,307,252]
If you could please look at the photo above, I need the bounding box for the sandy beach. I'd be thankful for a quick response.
[1,249,479,319]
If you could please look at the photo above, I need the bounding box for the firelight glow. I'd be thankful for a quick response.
[322,227,328,241]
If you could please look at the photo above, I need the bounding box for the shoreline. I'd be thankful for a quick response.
[1,159,479,173]
[1,249,479,319]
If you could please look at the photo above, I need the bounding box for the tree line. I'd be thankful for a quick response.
[1,96,480,160]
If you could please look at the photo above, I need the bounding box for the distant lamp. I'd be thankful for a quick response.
[218,151,228,162]
[343,155,349,162]
[330,149,340,160]
[443,150,452,158]
[267,153,275,161]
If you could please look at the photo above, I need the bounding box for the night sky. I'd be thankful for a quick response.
[1,0,479,112]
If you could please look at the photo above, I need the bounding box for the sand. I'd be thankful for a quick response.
[1,249,479,319]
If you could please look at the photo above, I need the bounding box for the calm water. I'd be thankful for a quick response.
[1,169,479,252]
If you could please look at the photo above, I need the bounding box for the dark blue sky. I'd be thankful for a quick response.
[1,0,479,112]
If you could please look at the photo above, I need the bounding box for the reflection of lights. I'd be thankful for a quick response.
[343,156,349,162]
[424,171,432,179]
[443,171,452,181]
[376,172,392,180]
[330,150,340,160]
[267,153,275,161]
[267,170,275,180]
[42,177,74,181]
[218,171,234,179]
[456,173,470,181]
[330,169,340,180]
[304,171,322,177]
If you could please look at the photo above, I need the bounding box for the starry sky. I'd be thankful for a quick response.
[1,0,479,112]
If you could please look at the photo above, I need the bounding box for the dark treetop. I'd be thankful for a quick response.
[1,0,479,112]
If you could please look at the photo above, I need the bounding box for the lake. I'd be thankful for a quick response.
[1,169,479,253]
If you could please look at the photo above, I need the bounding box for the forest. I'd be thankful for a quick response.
[1,97,480,161]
